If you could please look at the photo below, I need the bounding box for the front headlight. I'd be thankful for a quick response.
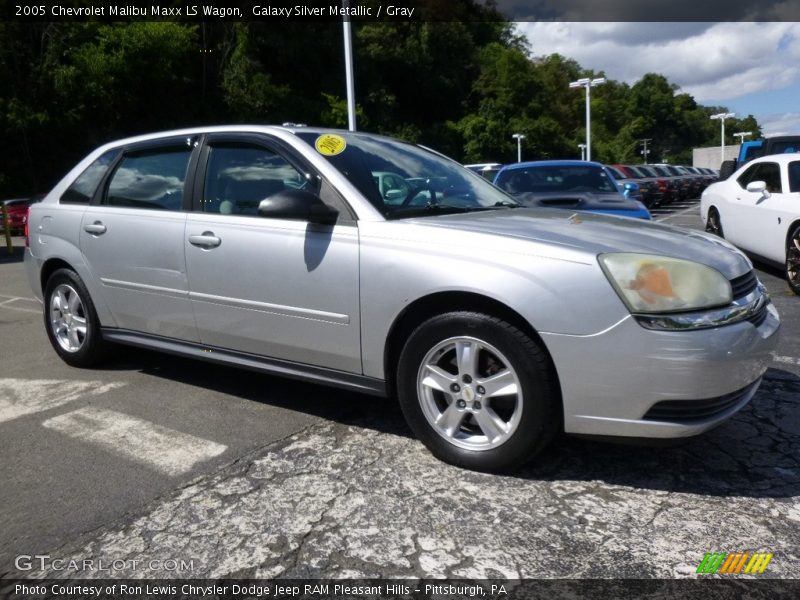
[599,253,732,314]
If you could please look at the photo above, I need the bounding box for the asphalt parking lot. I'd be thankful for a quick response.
[1,200,798,580]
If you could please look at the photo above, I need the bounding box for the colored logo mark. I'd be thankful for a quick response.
[696,552,773,574]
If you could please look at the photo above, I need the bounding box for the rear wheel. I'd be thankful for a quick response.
[787,225,800,295]
[397,311,559,472]
[706,207,723,237]
[43,268,107,367]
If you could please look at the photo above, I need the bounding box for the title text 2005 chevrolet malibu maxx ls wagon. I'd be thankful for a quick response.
[25,126,780,471]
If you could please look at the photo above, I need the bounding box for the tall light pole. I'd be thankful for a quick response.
[710,112,735,166]
[512,133,525,163]
[733,131,753,144]
[578,143,586,161]
[569,77,606,161]
[640,138,652,164]
[342,0,357,131]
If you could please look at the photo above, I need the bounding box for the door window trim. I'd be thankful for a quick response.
[92,135,203,210]
[192,133,356,223]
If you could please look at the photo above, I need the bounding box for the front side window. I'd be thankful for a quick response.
[61,149,118,204]
[737,162,782,193]
[202,145,310,216]
[106,148,191,210]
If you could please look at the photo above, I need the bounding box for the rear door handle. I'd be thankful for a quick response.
[84,221,107,235]
[188,232,222,248]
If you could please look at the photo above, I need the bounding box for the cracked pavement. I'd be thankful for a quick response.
[18,369,800,579]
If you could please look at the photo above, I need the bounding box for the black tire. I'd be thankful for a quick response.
[43,268,107,367]
[706,207,723,237]
[397,311,559,472]
[787,224,800,295]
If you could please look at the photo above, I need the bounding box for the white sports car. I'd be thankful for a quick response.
[701,153,800,294]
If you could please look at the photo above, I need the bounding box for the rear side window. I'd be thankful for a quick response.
[106,148,191,210]
[60,149,118,204]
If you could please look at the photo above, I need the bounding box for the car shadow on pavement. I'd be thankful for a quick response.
[97,345,410,430]
[0,244,24,264]
[100,349,799,500]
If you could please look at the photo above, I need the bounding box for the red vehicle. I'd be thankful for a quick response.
[1,196,43,234]
[611,164,664,207]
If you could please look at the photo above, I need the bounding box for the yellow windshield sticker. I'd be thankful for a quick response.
[315,134,347,156]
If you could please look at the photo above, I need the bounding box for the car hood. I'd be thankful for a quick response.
[405,207,751,279]
[514,191,642,211]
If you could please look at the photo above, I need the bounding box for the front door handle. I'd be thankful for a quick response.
[84,221,107,235]
[188,232,222,248]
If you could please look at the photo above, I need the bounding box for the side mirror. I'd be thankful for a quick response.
[258,189,338,224]
[622,182,640,198]
[745,180,770,198]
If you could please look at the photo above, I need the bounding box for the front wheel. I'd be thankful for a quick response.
[397,312,559,472]
[43,268,107,367]
[787,224,800,295]
[706,207,723,237]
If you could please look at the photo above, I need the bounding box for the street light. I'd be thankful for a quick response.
[512,133,525,163]
[710,112,735,166]
[640,138,652,164]
[578,143,586,161]
[569,77,606,161]
[733,131,753,144]
[342,0,357,131]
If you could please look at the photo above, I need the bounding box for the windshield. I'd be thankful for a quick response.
[495,164,619,195]
[295,131,517,218]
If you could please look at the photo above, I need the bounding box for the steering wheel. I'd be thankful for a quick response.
[400,180,438,208]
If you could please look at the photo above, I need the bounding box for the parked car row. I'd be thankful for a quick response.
[468,161,718,210]
[608,164,717,207]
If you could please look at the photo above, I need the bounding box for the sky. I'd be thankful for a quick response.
[515,22,800,137]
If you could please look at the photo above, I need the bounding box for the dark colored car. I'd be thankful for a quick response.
[612,164,666,207]
[636,165,677,204]
[1,196,43,234]
[651,164,693,201]
[494,160,651,219]
[674,165,706,198]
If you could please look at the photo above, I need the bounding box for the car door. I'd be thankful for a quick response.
[184,134,361,373]
[79,138,199,341]
[729,161,786,260]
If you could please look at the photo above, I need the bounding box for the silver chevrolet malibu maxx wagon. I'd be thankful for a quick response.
[25,126,780,471]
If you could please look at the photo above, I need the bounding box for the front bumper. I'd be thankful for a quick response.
[540,301,780,438]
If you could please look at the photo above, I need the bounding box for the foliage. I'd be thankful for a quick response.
[0,10,762,196]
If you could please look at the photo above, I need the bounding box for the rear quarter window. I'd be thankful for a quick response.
[60,149,119,204]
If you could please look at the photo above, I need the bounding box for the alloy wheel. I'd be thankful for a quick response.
[49,283,88,353]
[416,336,523,451]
